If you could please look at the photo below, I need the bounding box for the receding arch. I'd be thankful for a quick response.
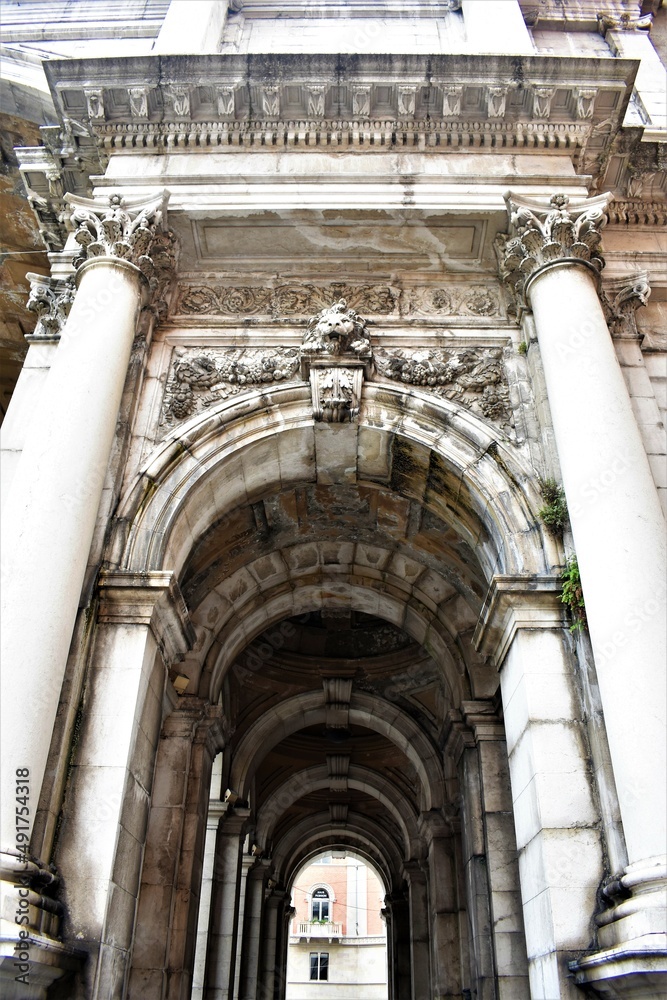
[272,812,404,891]
[229,690,444,810]
[196,572,479,704]
[254,764,422,860]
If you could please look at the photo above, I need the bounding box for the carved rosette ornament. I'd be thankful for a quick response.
[25,273,76,341]
[300,299,372,423]
[496,192,611,310]
[65,192,178,319]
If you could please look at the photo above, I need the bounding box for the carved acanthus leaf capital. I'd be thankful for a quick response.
[496,191,612,307]
[600,271,651,339]
[598,12,653,35]
[26,273,76,342]
[65,192,178,319]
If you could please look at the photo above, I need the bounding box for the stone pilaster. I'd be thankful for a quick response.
[128,700,225,1000]
[402,861,432,1000]
[446,700,529,1000]
[418,810,463,1000]
[55,571,193,999]
[258,887,286,1000]
[204,808,251,1000]
[236,859,270,1000]
[497,193,667,995]
[475,576,603,999]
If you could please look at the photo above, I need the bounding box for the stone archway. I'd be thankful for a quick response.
[109,385,549,1000]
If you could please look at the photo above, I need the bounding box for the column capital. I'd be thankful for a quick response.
[496,191,611,310]
[97,569,195,665]
[25,273,76,342]
[473,574,567,668]
[601,271,651,340]
[65,191,178,320]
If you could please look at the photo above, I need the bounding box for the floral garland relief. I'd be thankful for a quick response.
[163,348,300,422]
[373,347,512,429]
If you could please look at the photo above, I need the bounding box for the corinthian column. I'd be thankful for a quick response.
[498,193,666,980]
[0,191,171,859]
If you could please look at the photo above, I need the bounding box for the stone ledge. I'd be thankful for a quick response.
[473,574,567,668]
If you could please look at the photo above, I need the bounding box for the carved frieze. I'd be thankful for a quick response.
[174,283,502,319]
[162,348,301,422]
[162,336,512,432]
[374,347,512,430]
[25,273,76,341]
[403,286,501,317]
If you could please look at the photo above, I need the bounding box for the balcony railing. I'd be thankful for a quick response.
[295,921,343,941]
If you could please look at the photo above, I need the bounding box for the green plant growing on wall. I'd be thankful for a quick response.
[518,340,528,355]
[561,555,587,633]
[538,477,568,534]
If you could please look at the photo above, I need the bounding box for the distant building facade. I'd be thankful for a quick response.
[285,855,387,999]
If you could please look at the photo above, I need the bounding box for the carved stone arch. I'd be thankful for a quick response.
[113,383,556,584]
[254,763,422,860]
[272,812,405,892]
[197,571,476,706]
[228,690,444,811]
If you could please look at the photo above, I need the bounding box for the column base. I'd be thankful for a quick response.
[570,858,667,999]
[0,925,83,1000]
[0,851,84,999]
[570,946,667,999]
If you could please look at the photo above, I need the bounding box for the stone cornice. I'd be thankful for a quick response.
[473,574,567,668]
[42,53,636,155]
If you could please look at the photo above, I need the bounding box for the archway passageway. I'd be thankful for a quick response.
[119,397,543,1000]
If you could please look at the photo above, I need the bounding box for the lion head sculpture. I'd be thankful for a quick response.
[302,299,371,356]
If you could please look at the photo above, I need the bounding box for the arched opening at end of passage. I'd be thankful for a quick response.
[285,848,389,1000]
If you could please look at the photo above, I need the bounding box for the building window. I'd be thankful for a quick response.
[310,952,329,981]
[311,887,330,921]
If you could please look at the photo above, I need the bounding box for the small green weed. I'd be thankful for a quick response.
[538,477,568,534]
[561,555,587,633]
